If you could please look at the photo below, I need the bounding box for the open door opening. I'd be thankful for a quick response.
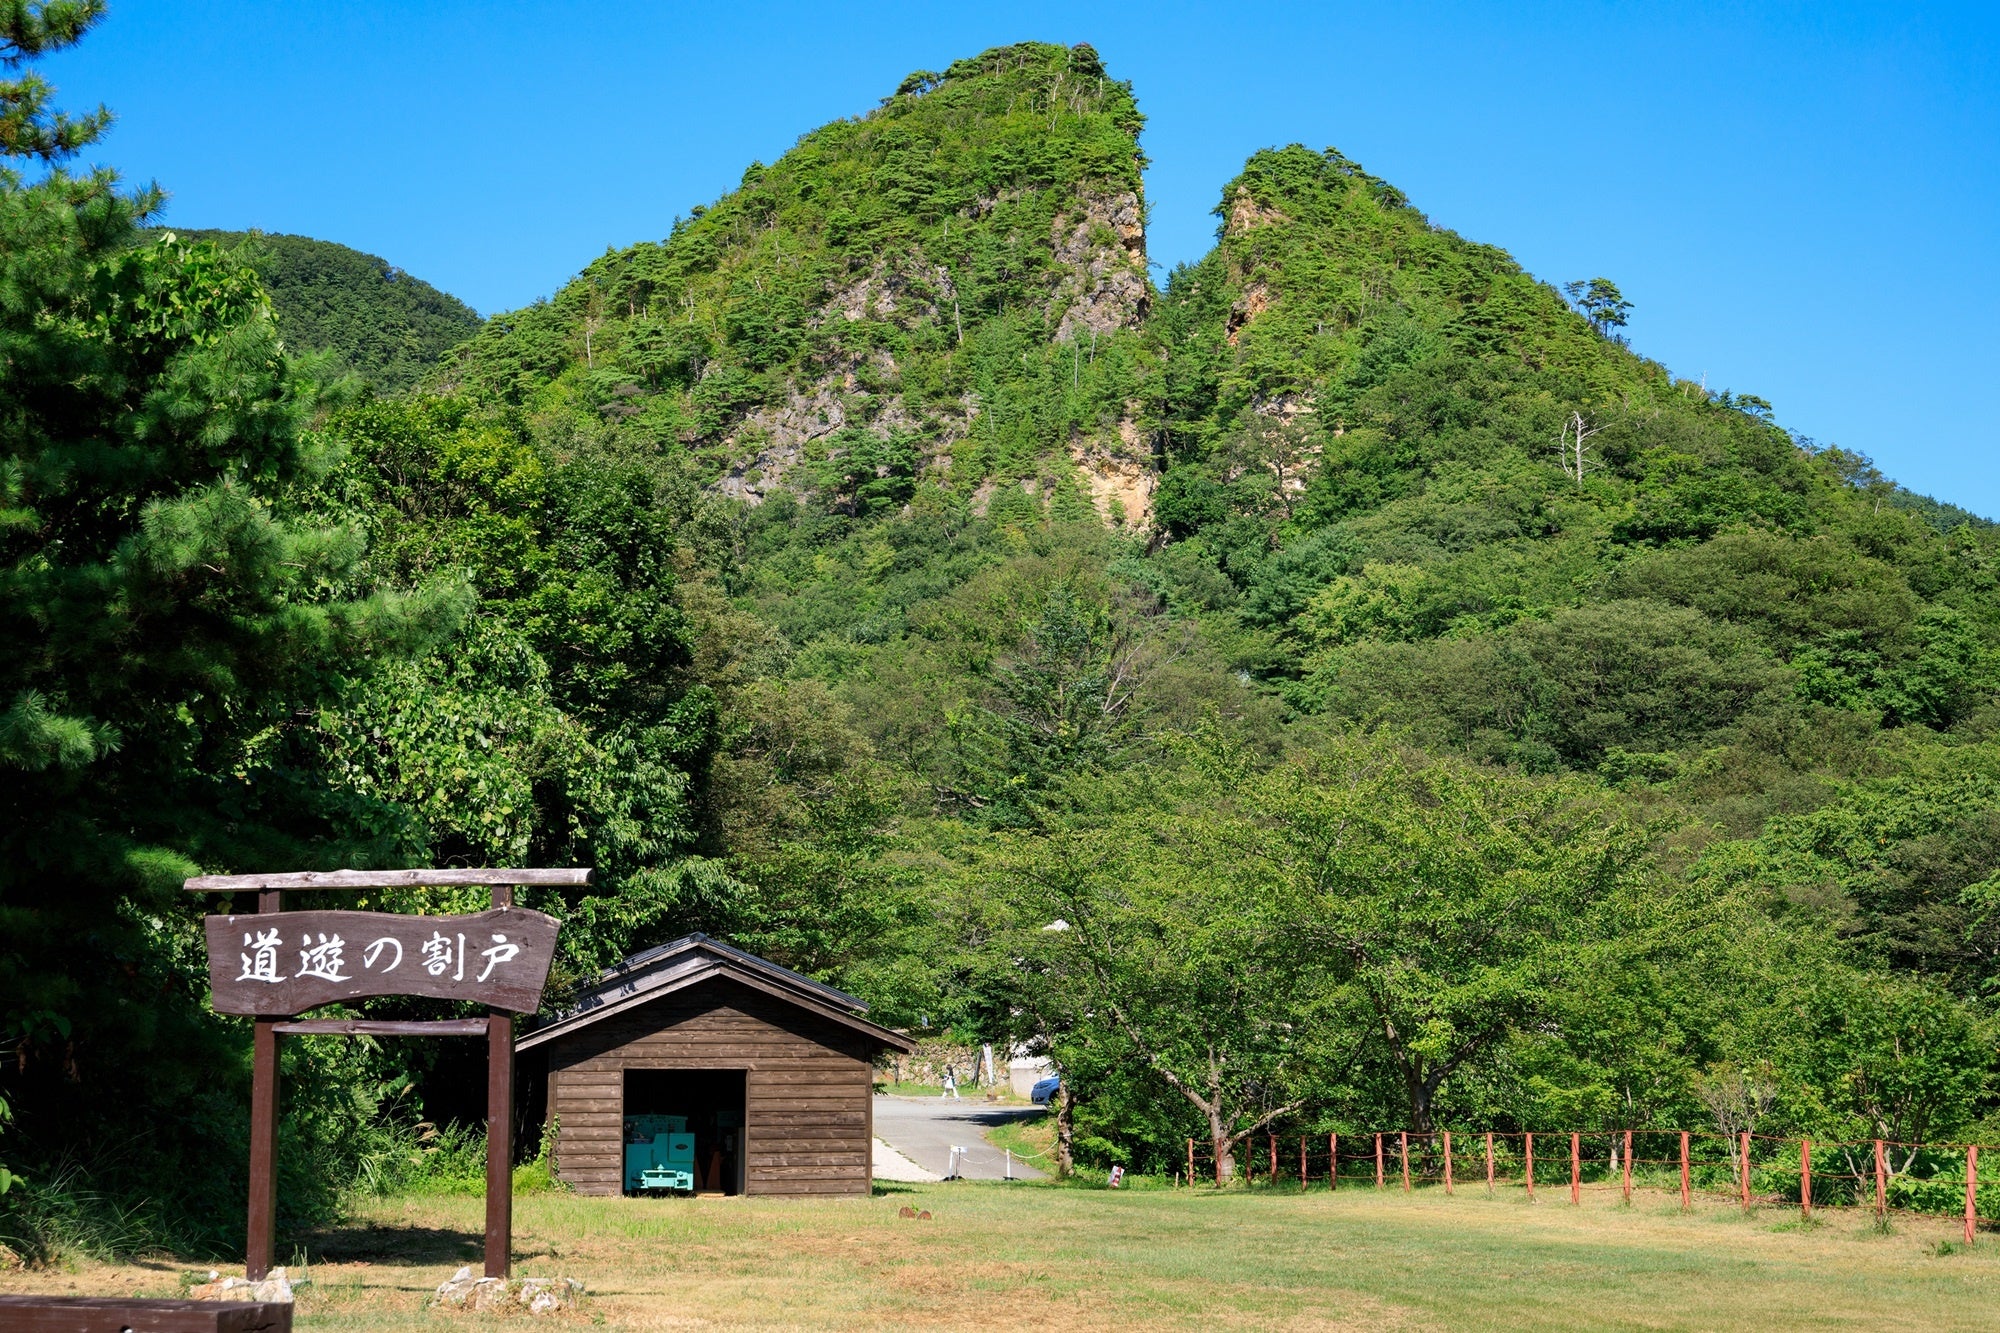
[622,1069,746,1195]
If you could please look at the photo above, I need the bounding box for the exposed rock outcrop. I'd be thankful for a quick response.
[1225,187,1290,236]
[721,184,1152,509]
[1224,281,1271,346]
[1051,189,1149,342]
[1069,412,1155,529]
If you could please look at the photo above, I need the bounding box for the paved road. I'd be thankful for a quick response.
[873,1094,1048,1181]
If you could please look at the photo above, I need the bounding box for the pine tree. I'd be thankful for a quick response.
[0,7,460,1224]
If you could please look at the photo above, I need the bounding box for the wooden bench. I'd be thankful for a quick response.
[0,1295,292,1331]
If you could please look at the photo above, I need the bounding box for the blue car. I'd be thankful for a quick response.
[1030,1075,1061,1105]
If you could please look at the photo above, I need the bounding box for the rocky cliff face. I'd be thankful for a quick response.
[1050,189,1148,342]
[1069,410,1156,529]
[453,41,1157,522]
[717,179,1154,509]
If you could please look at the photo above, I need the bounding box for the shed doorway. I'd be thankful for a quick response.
[623,1069,745,1195]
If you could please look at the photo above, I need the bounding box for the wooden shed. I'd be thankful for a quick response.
[516,933,913,1198]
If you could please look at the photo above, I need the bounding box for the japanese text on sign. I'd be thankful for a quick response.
[205,907,558,1015]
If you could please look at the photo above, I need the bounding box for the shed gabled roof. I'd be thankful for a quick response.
[516,933,914,1053]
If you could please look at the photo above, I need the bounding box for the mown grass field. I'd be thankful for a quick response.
[5,1182,1999,1330]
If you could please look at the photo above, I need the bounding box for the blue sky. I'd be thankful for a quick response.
[45,1,2000,515]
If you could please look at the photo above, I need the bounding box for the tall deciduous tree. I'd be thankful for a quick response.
[1240,742,1659,1133]
[1002,771,1323,1181]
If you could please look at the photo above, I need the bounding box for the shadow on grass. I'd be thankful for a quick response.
[296,1221,484,1266]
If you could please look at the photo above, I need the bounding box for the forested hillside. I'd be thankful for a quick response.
[175,229,483,392]
[5,27,1999,1256]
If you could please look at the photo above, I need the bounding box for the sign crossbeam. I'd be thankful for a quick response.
[272,1018,491,1037]
[186,868,592,892]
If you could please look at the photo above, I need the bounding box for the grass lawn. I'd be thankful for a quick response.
[4,1183,1998,1329]
[981,1106,1059,1170]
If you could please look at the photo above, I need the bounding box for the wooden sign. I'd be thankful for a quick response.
[186,866,587,1285]
[204,906,559,1015]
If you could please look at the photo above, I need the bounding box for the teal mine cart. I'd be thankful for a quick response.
[623,1114,697,1193]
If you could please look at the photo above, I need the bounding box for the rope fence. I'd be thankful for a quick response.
[1174,1130,1992,1241]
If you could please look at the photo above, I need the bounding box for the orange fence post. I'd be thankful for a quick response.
[1330,1133,1338,1190]
[1570,1132,1580,1206]
[1444,1131,1454,1195]
[1214,1138,1223,1188]
[1800,1139,1812,1220]
[1679,1131,1690,1211]
[1739,1132,1751,1212]
[1400,1131,1410,1192]
[1269,1132,1277,1185]
[1526,1133,1536,1202]
[1300,1134,1307,1189]
[1375,1133,1384,1188]
[1622,1129,1633,1205]
[1187,1138,1195,1188]
[1486,1131,1494,1193]
[1874,1139,1886,1220]
[1967,1145,1979,1246]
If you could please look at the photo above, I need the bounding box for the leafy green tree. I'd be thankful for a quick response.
[1001,758,1323,1180]
[1776,971,1988,1158]
[1700,743,2000,995]
[809,426,918,517]
[1238,739,1664,1132]
[1310,600,1788,771]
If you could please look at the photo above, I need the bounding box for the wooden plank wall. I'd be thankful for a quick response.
[546,976,877,1197]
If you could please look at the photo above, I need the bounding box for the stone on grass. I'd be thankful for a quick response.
[189,1265,294,1302]
[433,1265,481,1307]
[520,1276,583,1314]
[432,1265,584,1315]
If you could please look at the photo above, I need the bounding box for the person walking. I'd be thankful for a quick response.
[942,1067,959,1100]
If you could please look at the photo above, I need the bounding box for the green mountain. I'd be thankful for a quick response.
[405,40,2000,1132]
[443,46,1999,830]
[1151,147,1997,795]
[446,42,1152,511]
[11,33,2000,1250]
[175,229,483,392]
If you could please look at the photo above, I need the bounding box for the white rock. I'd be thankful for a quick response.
[432,1264,481,1307]
[432,1266,584,1316]
[189,1265,292,1303]
[520,1276,585,1314]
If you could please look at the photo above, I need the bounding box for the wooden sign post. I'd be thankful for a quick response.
[185,868,588,1282]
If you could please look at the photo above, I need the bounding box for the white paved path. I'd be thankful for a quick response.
[871,1138,940,1182]
[872,1094,1048,1181]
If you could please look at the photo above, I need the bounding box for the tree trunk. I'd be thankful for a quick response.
[1210,1106,1235,1183]
[1055,1083,1075,1177]
[1408,1076,1434,1136]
